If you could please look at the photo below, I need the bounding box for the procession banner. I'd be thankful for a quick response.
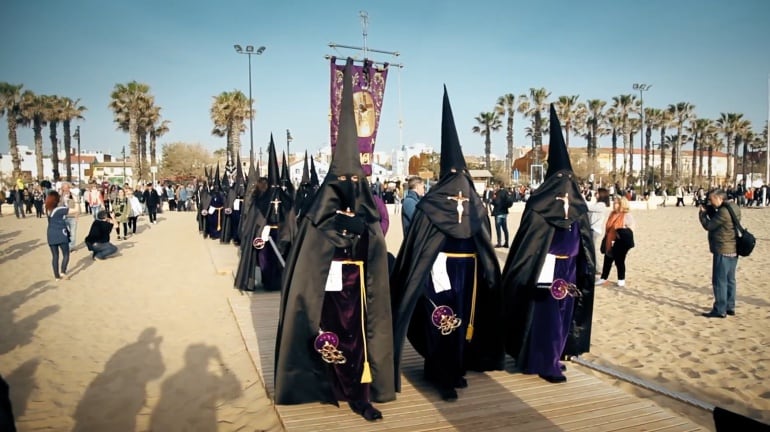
[330,57,389,176]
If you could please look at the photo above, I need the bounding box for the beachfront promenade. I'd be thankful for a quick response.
[4,201,768,430]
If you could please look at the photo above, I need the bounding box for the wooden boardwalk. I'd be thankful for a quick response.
[228,291,704,432]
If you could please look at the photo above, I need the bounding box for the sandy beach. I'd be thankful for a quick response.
[1,197,768,431]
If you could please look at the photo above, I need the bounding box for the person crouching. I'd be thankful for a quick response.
[85,210,118,260]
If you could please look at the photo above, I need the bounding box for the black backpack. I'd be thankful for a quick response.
[725,205,756,257]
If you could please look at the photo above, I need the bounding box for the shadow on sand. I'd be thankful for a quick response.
[149,344,242,432]
[71,328,165,432]
[0,239,43,266]
[0,282,60,355]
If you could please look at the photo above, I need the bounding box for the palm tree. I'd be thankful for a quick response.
[735,119,753,184]
[42,95,64,180]
[667,102,695,182]
[472,111,503,170]
[556,95,580,148]
[19,91,48,180]
[704,131,723,185]
[522,88,551,165]
[585,99,607,160]
[110,81,153,182]
[60,97,87,181]
[0,82,24,179]
[210,90,249,159]
[688,118,714,184]
[611,94,636,187]
[606,108,622,182]
[495,93,526,182]
[150,118,171,168]
[643,108,664,187]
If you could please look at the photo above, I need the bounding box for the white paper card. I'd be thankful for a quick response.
[208,206,216,214]
[260,226,271,241]
[431,252,452,294]
[324,261,344,292]
[233,199,241,211]
[537,253,556,285]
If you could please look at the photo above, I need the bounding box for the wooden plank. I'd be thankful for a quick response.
[231,289,707,432]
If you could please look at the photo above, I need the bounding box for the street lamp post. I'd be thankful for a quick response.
[73,125,81,187]
[234,44,266,166]
[286,129,293,163]
[633,83,652,189]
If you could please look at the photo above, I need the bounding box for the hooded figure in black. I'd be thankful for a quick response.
[234,160,270,291]
[205,165,227,240]
[294,151,318,220]
[280,151,296,204]
[389,86,504,401]
[247,136,296,291]
[500,104,596,383]
[197,179,212,237]
[222,154,246,245]
[274,58,394,421]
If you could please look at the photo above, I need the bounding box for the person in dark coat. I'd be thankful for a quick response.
[294,151,319,220]
[142,183,160,224]
[274,58,394,421]
[390,86,504,401]
[500,104,596,383]
[204,167,227,240]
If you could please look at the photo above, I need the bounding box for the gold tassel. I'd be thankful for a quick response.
[465,324,474,342]
[361,361,372,383]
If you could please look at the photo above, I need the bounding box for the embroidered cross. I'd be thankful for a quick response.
[447,191,469,223]
[555,193,569,219]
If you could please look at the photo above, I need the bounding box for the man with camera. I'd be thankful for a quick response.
[698,189,740,318]
[85,210,118,260]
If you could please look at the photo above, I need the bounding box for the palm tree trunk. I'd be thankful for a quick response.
[140,132,148,180]
[691,136,698,185]
[659,128,665,180]
[725,134,733,181]
[7,114,21,179]
[233,131,241,162]
[611,129,618,182]
[740,135,747,183]
[644,127,651,187]
[50,121,60,181]
[129,116,139,184]
[534,112,542,165]
[34,118,44,181]
[698,137,705,183]
[484,127,491,170]
[506,115,513,184]
[64,120,73,181]
[629,130,635,187]
[150,132,157,167]
[708,146,713,184]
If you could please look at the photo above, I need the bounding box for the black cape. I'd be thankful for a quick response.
[500,172,596,362]
[389,171,505,391]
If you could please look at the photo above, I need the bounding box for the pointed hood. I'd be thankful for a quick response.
[545,103,572,179]
[328,57,365,178]
[310,156,319,187]
[234,153,245,196]
[300,151,310,184]
[214,163,222,192]
[267,134,280,187]
[440,85,468,179]
[415,85,486,239]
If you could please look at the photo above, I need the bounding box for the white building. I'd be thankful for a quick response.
[0,145,110,184]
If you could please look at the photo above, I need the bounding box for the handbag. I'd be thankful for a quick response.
[724,204,755,257]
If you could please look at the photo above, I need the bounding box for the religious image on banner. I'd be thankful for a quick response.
[330,57,389,176]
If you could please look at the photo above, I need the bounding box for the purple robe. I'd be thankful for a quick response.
[319,254,369,402]
[411,237,475,387]
[523,222,580,377]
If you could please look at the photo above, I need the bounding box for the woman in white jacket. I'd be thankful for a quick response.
[127,186,144,236]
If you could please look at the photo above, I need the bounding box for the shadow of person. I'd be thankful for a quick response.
[149,344,242,432]
[0,305,60,355]
[65,255,97,279]
[71,327,165,432]
[4,358,40,419]
[0,239,43,265]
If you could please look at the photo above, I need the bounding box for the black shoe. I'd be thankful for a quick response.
[454,377,468,388]
[348,400,382,421]
[702,310,726,318]
[726,310,735,316]
[438,386,458,401]
[539,374,567,383]
[502,244,509,248]
[494,244,502,248]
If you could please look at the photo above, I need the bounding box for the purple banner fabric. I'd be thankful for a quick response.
[330,57,389,176]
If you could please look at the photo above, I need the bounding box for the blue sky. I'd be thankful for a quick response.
[2,0,769,161]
